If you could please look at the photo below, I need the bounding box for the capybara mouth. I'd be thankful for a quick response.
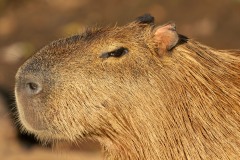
[57,138,101,150]
[52,138,102,158]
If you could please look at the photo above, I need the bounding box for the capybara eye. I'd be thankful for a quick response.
[100,47,128,58]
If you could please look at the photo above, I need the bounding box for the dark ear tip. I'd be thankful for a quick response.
[168,22,176,29]
[136,14,155,25]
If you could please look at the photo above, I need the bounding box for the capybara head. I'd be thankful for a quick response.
[15,14,240,159]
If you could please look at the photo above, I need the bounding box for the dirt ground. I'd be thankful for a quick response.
[0,0,239,159]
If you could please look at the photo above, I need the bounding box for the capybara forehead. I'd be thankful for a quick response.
[45,23,152,50]
[30,23,153,67]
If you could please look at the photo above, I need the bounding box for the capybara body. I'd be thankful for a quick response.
[15,15,240,159]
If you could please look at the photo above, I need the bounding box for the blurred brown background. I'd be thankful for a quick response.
[0,0,239,159]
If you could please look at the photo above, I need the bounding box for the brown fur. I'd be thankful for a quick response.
[15,16,240,159]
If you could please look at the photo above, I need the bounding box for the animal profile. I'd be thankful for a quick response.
[15,14,240,159]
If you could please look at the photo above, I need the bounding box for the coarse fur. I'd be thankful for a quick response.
[15,15,240,159]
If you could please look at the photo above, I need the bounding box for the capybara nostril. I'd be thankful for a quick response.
[15,72,44,98]
[24,81,42,95]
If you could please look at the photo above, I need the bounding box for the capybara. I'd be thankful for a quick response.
[15,14,240,159]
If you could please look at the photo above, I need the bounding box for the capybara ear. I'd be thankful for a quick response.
[153,22,179,55]
[135,14,155,25]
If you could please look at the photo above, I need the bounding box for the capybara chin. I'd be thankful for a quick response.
[15,14,240,159]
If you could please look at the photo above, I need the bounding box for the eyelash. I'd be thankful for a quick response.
[100,47,128,58]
